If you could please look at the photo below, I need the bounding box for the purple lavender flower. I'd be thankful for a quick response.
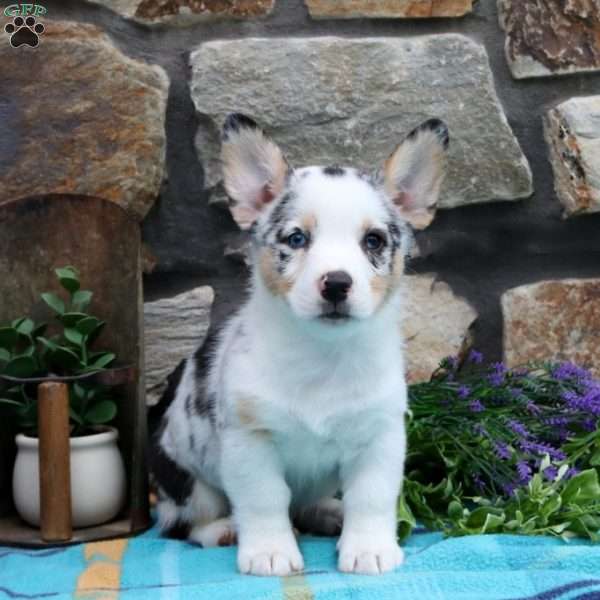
[488,373,505,387]
[566,466,580,479]
[583,418,597,432]
[562,390,580,409]
[581,386,600,415]
[519,440,566,461]
[548,447,566,461]
[544,417,572,442]
[469,399,484,413]
[543,465,558,481]
[473,473,485,491]
[488,362,507,387]
[468,349,484,365]
[507,419,529,438]
[503,482,517,496]
[457,385,471,399]
[563,387,600,415]
[552,362,592,382]
[526,401,542,416]
[494,441,511,460]
[544,416,570,427]
[516,460,532,485]
[493,362,507,375]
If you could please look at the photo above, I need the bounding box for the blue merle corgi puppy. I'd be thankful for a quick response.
[149,113,449,576]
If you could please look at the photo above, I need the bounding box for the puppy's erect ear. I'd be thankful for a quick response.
[221,113,289,230]
[383,119,449,230]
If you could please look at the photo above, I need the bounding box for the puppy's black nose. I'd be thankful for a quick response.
[320,271,353,304]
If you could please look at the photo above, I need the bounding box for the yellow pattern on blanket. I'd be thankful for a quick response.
[75,539,129,599]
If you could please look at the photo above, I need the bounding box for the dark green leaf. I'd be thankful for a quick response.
[480,512,506,533]
[22,345,36,357]
[88,324,105,346]
[59,313,88,327]
[55,267,80,294]
[14,318,35,335]
[64,328,84,347]
[32,323,48,339]
[37,337,58,352]
[397,494,417,542]
[72,290,92,312]
[73,383,86,400]
[47,347,81,372]
[76,317,103,337]
[16,399,37,429]
[590,450,600,467]
[41,292,65,315]
[85,400,117,424]
[465,507,504,529]
[448,501,464,520]
[59,275,79,294]
[55,266,78,278]
[0,348,10,363]
[3,355,37,378]
[0,327,18,350]
[561,470,600,504]
[89,352,115,369]
[0,397,23,408]
[69,407,84,426]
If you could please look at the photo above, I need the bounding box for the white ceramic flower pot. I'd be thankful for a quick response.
[12,427,126,528]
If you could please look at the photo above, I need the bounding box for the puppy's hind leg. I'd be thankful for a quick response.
[295,497,343,536]
[190,517,237,547]
[157,476,231,546]
[182,478,232,546]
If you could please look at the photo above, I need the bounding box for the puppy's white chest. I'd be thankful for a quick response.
[268,413,345,504]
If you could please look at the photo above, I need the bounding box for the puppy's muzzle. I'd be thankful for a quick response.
[320,271,353,304]
[319,271,353,320]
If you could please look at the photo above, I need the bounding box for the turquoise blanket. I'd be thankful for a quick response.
[1,526,600,599]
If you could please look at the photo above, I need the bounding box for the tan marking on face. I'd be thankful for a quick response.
[362,218,373,233]
[259,250,293,296]
[370,274,389,299]
[301,213,317,233]
[391,253,405,287]
[370,253,405,307]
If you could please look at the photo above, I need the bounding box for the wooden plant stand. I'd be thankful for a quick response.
[0,194,150,547]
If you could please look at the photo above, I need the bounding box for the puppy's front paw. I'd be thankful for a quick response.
[337,535,404,575]
[238,532,304,577]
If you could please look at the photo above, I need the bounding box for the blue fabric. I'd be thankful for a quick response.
[1,525,600,599]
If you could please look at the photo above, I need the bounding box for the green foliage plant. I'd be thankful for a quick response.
[399,353,600,542]
[0,267,118,435]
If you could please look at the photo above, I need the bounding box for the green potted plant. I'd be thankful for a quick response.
[0,267,126,529]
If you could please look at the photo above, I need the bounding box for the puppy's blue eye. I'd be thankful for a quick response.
[287,231,308,249]
[364,232,385,251]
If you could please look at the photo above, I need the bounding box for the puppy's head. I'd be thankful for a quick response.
[221,113,448,325]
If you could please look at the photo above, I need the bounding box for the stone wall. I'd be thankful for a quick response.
[2,0,600,391]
